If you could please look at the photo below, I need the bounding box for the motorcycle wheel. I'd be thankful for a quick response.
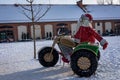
[71,49,98,77]
[38,47,59,67]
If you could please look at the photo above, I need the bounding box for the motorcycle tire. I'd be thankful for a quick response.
[71,49,98,77]
[38,47,59,67]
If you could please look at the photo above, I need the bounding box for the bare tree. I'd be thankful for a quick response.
[105,0,113,4]
[97,0,120,4]
[97,0,113,4]
[118,0,120,4]
[15,0,51,59]
[97,0,105,4]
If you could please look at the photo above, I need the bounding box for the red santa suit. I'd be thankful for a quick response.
[74,14,108,50]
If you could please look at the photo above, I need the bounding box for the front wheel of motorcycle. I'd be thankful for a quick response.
[38,47,59,67]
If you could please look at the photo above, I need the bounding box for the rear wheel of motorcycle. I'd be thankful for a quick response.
[38,47,59,67]
[71,49,98,77]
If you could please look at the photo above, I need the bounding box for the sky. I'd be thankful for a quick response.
[0,0,98,4]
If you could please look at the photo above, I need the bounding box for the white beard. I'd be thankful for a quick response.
[81,20,90,27]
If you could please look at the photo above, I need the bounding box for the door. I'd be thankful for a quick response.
[0,30,14,42]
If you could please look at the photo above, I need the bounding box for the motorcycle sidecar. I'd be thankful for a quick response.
[71,42,99,77]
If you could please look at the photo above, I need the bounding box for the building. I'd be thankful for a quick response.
[0,1,120,42]
[77,1,120,36]
[0,4,83,42]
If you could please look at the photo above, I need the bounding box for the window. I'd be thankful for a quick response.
[97,22,100,26]
[97,30,100,34]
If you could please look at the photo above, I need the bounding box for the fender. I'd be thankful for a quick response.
[73,42,99,56]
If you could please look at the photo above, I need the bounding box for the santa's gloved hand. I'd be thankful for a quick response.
[100,39,108,50]
[103,42,108,50]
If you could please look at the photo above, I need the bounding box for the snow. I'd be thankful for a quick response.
[1,5,120,23]
[87,5,120,20]
[0,36,120,80]
[0,5,83,23]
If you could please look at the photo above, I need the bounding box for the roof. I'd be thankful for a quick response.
[0,4,120,23]
[0,4,83,23]
[86,5,120,20]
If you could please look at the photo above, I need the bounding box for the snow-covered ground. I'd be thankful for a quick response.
[0,36,120,80]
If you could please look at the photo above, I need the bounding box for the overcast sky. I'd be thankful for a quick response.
[0,0,98,4]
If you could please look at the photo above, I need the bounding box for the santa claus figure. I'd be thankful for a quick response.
[74,13,108,50]
[61,13,108,63]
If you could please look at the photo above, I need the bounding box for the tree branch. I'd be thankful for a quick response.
[26,0,33,3]
[35,5,51,22]
[22,10,32,20]
[105,0,113,4]
[97,0,104,4]
[20,5,31,11]
[34,5,42,18]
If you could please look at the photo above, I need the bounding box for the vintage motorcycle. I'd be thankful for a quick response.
[38,30,100,77]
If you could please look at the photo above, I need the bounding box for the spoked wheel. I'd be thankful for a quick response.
[77,57,91,70]
[38,47,59,67]
[71,49,98,77]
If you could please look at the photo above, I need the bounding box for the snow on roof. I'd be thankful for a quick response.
[40,5,83,22]
[86,5,120,20]
[1,4,120,23]
[0,4,83,23]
